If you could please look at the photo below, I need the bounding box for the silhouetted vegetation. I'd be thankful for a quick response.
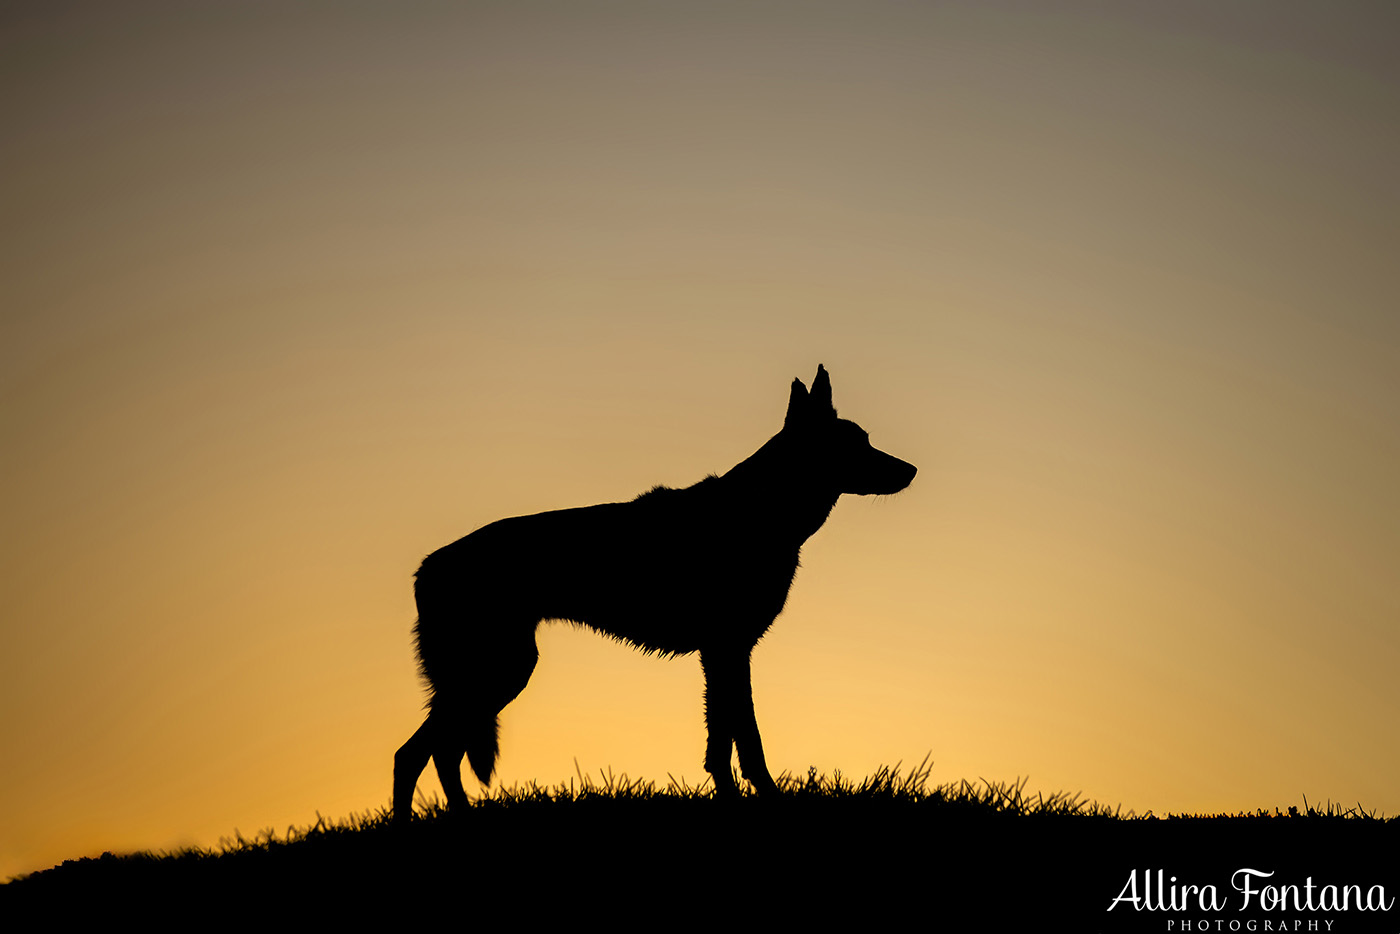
[6,763,1396,927]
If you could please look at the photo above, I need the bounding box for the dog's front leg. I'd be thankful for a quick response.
[700,649,740,797]
[701,648,780,798]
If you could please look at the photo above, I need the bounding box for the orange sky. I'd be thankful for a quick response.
[2,2,1397,881]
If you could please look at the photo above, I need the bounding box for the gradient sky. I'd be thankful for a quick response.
[2,1,1397,881]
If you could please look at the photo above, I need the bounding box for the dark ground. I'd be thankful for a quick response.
[4,772,1395,929]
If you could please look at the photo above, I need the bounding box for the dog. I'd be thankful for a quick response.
[393,365,916,820]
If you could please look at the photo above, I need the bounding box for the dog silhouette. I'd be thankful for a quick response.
[394,365,916,819]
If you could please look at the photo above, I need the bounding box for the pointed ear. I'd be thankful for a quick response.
[810,364,835,418]
[784,377,809,427]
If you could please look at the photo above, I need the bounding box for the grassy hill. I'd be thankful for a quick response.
[5,764,1396,928]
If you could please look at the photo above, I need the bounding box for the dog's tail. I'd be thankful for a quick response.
[419,637,533,785]
[412,584,540,785]
[463,714,501,785]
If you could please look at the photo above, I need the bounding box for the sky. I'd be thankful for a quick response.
[2,1,1397,881]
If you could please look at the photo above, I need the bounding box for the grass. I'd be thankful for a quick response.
[4,763,1396,927]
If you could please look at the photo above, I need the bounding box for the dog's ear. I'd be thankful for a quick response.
[785,377,809,427]
[810,364,836,419]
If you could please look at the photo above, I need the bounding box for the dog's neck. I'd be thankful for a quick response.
[718,431,840,545]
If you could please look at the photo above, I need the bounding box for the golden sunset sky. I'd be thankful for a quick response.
[2,2,1396,880]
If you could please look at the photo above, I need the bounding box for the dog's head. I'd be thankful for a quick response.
[783,365,917,496]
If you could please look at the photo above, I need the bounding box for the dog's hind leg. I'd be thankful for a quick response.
[393,717,435,822]
[432,725,471,811]
[426,710,503,811]
[701,649,780,798]
[393,710,471,817]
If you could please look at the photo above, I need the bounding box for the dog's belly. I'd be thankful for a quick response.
[534,529,798,653]
[559,561,795,654]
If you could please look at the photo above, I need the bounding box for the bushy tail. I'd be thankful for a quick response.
[464,714,501,785]
[413,554,541,789]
